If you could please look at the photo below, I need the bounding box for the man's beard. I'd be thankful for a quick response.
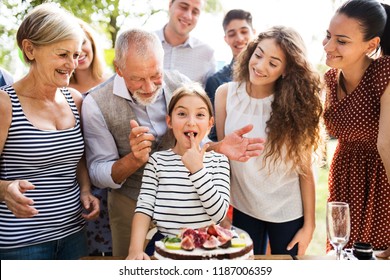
[132,84,162,106]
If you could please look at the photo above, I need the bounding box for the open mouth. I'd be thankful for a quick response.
[185,132,198,138]
[56,69,70,75]
[326,54,340,59]
[253,68,266,77]
[78,55,87,63]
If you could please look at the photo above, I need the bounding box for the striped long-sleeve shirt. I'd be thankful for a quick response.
[136,149,230,237]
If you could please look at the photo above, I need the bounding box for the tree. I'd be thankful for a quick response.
[0,0,222,72]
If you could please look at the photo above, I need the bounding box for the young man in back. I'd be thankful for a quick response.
[155,0,216,87]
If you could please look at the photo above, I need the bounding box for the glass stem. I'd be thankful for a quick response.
[336,246,342,260]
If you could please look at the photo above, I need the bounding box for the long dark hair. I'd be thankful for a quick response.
[337,0,390,55]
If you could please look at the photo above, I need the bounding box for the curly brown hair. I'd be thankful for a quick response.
[234,26,323,174]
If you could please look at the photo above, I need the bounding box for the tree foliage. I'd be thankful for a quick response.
[0,0,221,71]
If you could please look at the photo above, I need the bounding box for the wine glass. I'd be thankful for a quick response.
[326,202,351,260]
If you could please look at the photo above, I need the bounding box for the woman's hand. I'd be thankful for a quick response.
[287,224,315,255]
[211,124,265,162]
[2,180,38,218]
[80,191,100,220]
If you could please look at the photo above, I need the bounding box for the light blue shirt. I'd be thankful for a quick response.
[0,68,14,87]
[124,89,168,143]
[155,27,216,87]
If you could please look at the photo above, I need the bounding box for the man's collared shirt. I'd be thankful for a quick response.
[155,27,216,87]
[82,75,169,189]
[114,77,168,143]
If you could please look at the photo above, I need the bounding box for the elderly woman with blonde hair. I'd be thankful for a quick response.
[0,3,99,260]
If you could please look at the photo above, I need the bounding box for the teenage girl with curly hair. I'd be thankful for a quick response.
[215,25,323,256]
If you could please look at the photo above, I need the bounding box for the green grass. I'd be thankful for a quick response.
[306,165,329,255]
[305,139,336,255]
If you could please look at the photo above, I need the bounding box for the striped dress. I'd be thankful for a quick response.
[0,86,85,249]
[136,149,230,237]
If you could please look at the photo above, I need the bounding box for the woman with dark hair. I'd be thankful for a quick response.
[215,26,323,256]
[322,0,390,256]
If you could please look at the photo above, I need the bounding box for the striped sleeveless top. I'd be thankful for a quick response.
[0,86,85,249]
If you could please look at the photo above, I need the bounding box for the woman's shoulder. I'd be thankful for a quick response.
[66,87,83,109]
[377,55,390,62]
[324,68,338,84]
[372,55,390,71]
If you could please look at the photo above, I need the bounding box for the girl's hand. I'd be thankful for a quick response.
[219,216,232,229]
[182,133,208,174]
[126,250,150,260]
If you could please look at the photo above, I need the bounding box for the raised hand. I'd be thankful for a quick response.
[181,132,208,174]
[129,120,155,166]
[219,124,265,162]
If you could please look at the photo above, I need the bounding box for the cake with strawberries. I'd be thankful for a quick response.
[153,224,254,260]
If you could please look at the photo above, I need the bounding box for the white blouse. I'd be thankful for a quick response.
[224,82,303,223]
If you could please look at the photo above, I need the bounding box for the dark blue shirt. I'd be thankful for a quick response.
[205,59,234,141]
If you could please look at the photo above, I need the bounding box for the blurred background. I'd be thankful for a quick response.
[1,0,349,79]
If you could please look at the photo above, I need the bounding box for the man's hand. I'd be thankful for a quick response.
[129,120,155,166]
[218,124,265,162]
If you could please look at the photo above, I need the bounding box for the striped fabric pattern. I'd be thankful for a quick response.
[0,86,85,249]
[136,149,230,237]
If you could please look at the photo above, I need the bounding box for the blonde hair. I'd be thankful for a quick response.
[17,3,84,64]
[70,18,106,84]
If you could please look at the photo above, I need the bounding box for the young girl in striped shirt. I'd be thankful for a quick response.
[126,83,230,260]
